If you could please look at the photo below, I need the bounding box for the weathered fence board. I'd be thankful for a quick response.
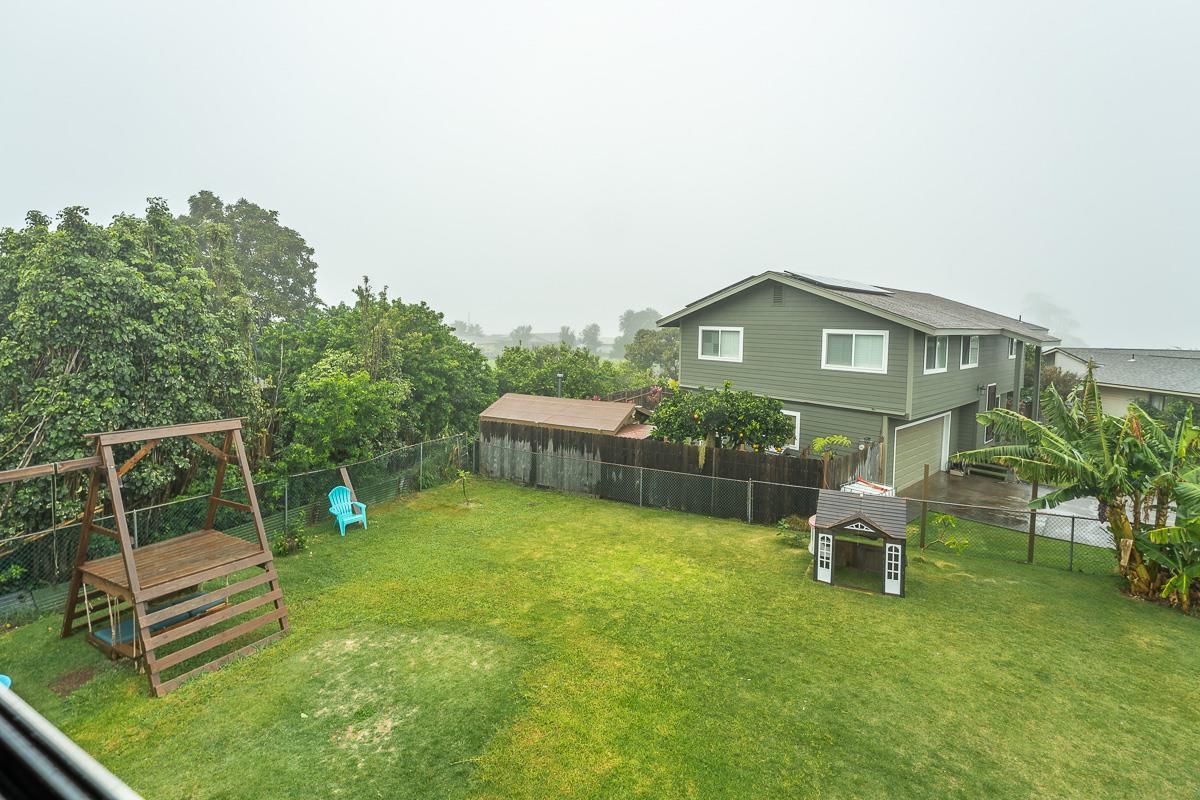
[479,421,834,522]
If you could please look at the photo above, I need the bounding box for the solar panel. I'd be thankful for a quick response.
[784,272,893,295]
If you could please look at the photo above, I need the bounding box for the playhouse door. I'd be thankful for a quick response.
[884,543,902,595]
[816,533,833,583]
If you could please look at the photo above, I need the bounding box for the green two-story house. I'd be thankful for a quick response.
[657,272,1059,493]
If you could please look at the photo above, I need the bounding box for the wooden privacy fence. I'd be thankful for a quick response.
[477,421,828,523]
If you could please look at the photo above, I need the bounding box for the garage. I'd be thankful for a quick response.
[892,413,950,493]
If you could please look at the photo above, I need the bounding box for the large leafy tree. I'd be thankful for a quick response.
[580,323,601,354]
[624,328,680,379]
[495,344,651,398]
[259,278,495,446]
[652,382,793,452]
[276,352,410,474]
[181,190,319,324]
[611,308,661,358]
[0,202,263,532]
[956,365,1200,600]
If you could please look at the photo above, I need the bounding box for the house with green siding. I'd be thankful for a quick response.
[657,272,1059,493]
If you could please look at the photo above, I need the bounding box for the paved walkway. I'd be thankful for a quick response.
[898,472,1115,549]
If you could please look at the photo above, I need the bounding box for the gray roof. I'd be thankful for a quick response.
[1049,348,1200,398]
[813,489,908,540]
[658,271,1059,344]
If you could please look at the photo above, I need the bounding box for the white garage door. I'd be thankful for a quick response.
[893,414,949,493]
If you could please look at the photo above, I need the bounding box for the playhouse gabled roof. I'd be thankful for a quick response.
[813,489,908,540]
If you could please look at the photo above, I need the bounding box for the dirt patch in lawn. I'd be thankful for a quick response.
[49,666,96,697]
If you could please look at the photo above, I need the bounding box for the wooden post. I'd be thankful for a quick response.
[1030,347,1043,420]
[338,466,357,502]
[1027,480,1039,563]
[918,464,929,549]
[60,444,103,638]
[232,429,291,635]
[203,431,234,530]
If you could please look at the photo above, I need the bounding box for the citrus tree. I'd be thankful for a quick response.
[651,381,794,452]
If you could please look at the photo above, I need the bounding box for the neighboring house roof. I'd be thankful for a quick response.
[1045,347,1200,399]
[479,393,641,435]
[813,489,908,540]
[658,271,1059,345]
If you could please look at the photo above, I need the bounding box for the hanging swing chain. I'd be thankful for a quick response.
[106,593,116,642]
[82,583,94,633]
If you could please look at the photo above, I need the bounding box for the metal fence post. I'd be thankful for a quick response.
[1068,516,1076,571]
[283,479,289,533]
[418,442,424,490]
[132,508,138,548]
[638,466,644,507]
[919,464,929,549]
[747,479,753,523]
[1027,480,1039,564]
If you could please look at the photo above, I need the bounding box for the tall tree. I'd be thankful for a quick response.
[611,308,661,358]
[509,324,533,347]
[181,190,319,324]
[452,320,484,337]
[624,328,680,379]
[259,278,495,446]
[559,326,577,348]
[580,323,601,354]
[0,201,263,533]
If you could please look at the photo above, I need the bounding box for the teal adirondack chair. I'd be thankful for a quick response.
[328,486,367,536]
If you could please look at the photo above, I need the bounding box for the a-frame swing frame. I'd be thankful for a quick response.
[60,419,290,696]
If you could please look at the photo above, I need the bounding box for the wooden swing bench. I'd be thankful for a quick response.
[50,419,291,696]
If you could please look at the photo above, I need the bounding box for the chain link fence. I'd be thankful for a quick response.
[0,434,471,627]
[907,498,1117,574]
[478,441,821,526]
[480,440,1119,576]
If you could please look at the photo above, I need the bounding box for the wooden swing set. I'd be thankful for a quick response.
[0,419,289,696]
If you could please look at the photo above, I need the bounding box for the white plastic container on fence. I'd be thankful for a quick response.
[838,477,896,497]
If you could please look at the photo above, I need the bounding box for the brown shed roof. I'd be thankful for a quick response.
[479,393,639,435]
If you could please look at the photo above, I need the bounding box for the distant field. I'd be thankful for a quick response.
[1,479,1196,799]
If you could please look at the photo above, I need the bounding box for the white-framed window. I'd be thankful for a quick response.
[781,410,801,450]
[822,329,889,374]
[1008,337,1018,359]
[924,335,948,374]
[960,335,980,369]
[698,326,743,362]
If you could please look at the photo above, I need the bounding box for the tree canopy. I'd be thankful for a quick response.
[0,201,263,529]
[181,190,319,324]
[611,308,661,358]
[495,344,652,399]
[651,382,793,452]
[624,327,680,379]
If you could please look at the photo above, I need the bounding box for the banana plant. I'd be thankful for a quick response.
[1139,520,1200,612]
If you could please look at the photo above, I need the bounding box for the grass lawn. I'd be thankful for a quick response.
[2,478,1198,799]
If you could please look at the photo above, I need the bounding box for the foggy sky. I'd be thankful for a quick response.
[3,1,1197,347]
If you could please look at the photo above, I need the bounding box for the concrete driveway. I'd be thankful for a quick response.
[898,472,1115,549]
